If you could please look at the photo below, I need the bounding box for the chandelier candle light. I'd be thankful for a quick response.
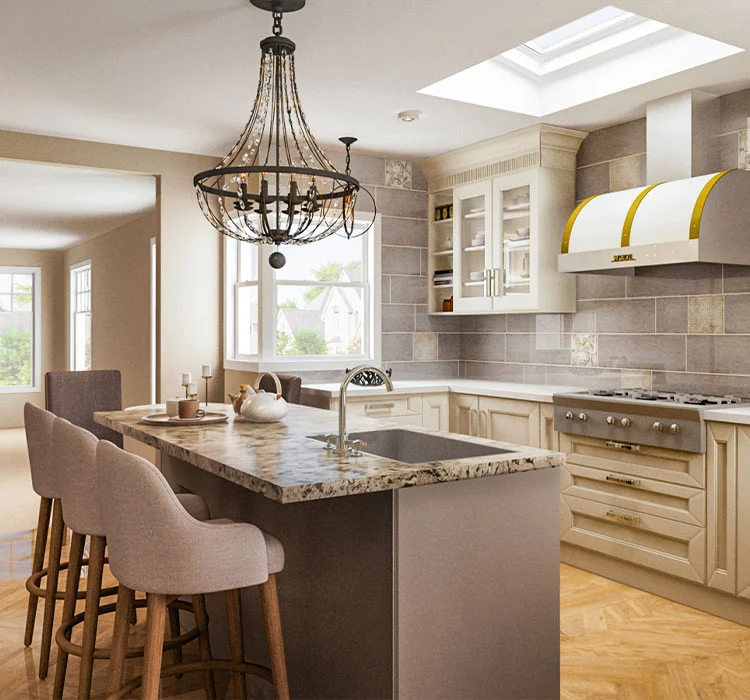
[194,0,376,269]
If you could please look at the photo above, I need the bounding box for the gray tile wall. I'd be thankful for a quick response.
[452,89,750,395]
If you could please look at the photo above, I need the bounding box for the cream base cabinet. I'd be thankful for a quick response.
[449,394,480,436]
[422,393,450,432]
[479,396,540,448]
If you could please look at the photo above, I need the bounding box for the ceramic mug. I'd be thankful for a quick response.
[178,399,206,420]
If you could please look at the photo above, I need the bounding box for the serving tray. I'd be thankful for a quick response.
[141,412,229,426]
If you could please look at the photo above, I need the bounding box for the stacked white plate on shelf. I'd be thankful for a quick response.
[469,270,485,281]
[470,232,485,247]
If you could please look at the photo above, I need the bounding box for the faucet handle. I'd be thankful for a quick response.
[324,434,337,450]
[346,439,367,456]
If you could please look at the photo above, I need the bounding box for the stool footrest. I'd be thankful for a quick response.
[55,599,200,660]
[26,556,114,601]
[107,659,273,700]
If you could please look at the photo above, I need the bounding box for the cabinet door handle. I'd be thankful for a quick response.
[493,268,501,297]
[605,440,640,451]
[605,474,641,487]
[469,408,478,436]
[606,510,641,525]
[479,409,487,438]
[484,270,491,297]
[365,402,395,412]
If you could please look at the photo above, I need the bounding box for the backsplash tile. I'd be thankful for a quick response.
[688,295,724,334]
[620,370,652,390]
[571,333,597,367]
[384,159,412,189]
[413,333,437,362]
[609,155,642,191]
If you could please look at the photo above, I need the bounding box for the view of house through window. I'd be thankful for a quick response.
[0,267,37,389]
[70,261,92,371]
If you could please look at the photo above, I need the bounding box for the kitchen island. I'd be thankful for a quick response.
[96,403,564,700]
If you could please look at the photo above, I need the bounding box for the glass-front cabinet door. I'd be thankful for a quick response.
[453,181,493,313]
[492,172,536,311]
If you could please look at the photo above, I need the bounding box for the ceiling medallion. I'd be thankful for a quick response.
[194,0,375,269]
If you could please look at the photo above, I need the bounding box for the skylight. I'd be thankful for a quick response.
[523,6,636,56]
[418,6,743,117]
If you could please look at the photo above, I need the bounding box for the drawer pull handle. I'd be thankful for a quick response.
[606,510,641,525]
[365,403,396,411]
[605,474,641,487]
[605,440,640,451]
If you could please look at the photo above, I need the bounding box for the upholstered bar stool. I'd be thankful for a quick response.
[97,441,290,700]
[52,417,212,699]
[259,373,302,404]
[23,402,100,681]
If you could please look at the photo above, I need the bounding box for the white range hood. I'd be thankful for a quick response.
[558,169,750,273]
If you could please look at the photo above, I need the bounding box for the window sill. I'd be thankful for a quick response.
[0,384,40,394]
[224,357,379,374]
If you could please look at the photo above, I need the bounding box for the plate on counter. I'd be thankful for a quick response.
[141,412,229,426]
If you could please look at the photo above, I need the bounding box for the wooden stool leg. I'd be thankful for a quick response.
[225,589,247,700]
[106,585,134,696]
[142,593,168,700]
[39,498,64,680]
[52,531,85,699]
[167,603,183,676]
[192,594,216,700]
[260,575,290,700]
[24,496,52,647]
[78,534,106,699]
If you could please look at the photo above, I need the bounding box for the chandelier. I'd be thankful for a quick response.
[194,0,375,269]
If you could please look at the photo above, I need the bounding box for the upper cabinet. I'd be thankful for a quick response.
[420,124,587,315]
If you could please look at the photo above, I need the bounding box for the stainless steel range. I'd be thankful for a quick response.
[552,389,749,453]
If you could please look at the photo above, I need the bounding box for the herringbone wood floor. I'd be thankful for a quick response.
[2,554,750,698]
[561,564,750,699]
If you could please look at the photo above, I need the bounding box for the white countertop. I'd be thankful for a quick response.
[704,406,750,426]
[301,379,583,404]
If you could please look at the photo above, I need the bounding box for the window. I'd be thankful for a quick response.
[70,261,92,371]
[225,219,380,371]
[0,266,40,392]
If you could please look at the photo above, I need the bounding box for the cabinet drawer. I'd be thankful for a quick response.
[562,493,706,583]
[562,464,705,526]
[343,396,422,420]
[560,433,705,488]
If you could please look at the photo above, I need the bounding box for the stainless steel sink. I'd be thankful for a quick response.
[309,428,512,464]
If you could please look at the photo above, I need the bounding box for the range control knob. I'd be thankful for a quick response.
[606,416,617,425]
[670,423,681,434]
[620,417,631,428]
[578,412,588,422]
[565,410,574,420]
[652,421,664,432]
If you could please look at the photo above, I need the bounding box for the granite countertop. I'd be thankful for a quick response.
[704,406,750,426]
[300,379,583,403]
[95,403,564,505]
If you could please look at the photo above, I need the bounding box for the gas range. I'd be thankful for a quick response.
[552,389,750,453]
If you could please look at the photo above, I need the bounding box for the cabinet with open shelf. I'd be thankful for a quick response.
[423,124,586,315]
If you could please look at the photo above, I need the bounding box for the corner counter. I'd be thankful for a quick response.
[96,403,563,700]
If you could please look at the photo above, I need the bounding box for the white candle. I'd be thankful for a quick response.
[202,365,212,378]
[182,372,192,385]
[187,382,198,396]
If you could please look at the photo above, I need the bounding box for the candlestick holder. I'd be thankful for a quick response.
[182,383,189,399]
[202,374,212,407]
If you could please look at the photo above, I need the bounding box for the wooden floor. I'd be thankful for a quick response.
[1,553,750,698]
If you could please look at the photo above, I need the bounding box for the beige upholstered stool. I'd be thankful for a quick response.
[23,402,109,681]
[97,441,290,700]
[52,417,211,699]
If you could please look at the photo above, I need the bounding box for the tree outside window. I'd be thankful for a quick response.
[0,270,36,389]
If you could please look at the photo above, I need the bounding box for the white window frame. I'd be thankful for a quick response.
[0,266,41,394]
[69,260,92,372]
[224,216,381,373]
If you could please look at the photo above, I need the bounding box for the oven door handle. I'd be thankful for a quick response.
[605,440,640,452]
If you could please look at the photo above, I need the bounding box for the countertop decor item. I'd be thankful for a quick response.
[193,0,375,269]
[140,412,229,427]
[228,385,250,415]
[240,372,289,423]
[202,365,212,407]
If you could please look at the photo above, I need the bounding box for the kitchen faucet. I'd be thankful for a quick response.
[327,365,394,455]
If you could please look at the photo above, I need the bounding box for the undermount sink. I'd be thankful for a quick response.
[310,428,512,465]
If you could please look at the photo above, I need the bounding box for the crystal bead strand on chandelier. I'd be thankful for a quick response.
[193,0,375,268]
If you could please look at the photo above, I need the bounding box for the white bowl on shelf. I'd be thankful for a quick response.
[516,226,530,237]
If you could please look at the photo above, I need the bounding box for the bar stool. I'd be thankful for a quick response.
[97,441,290,700]
[23,402,102,680]
[52,417,212,699]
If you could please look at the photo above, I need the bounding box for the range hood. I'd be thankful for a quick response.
[558,169,750,272]
[558,91,750,274]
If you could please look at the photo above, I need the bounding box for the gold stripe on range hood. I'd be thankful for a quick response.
[561,195,600,254]
[620,183,662,248]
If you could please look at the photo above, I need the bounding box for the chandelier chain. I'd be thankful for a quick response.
[272,10,283,36]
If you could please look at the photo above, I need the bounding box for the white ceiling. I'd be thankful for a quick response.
[1,1,750,161]
[0,161,155,250]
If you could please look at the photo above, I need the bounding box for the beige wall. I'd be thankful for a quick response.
[0,249,65,428]
[64,210,156,409]
[0,129,224,405]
